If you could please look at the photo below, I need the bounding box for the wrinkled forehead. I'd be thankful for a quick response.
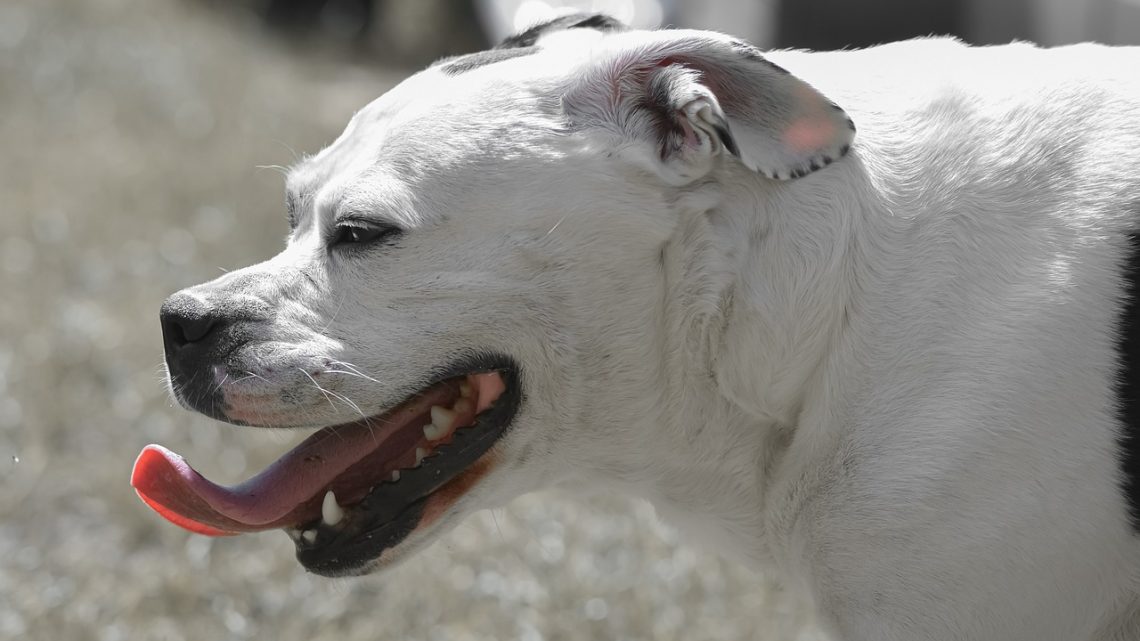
[283,38,592,226]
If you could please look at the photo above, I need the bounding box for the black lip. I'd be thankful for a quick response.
[163,323,261,421]
[293,356,522,576]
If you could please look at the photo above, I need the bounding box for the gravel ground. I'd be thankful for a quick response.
[0,2,823,639]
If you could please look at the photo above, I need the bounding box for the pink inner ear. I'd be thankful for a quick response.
[783,117,838,154]
[781,84,841,154]
[677,113,700,147]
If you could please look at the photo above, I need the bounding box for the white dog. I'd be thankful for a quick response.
[132,14,1140,640]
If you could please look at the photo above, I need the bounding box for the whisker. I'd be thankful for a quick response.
[546,215,567,236]
[320,295,348,333]
[211,372,231,395]
[297,369,383,445]
[236,371,271,385]
[272,139,302,163]
[327,360,381,384]
[321,387,382,445]
[255,164,290,176]
[321,369,380,382]
[299,368,339,414]
[324,388,367,420]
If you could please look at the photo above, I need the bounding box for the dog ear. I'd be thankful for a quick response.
[563,31,855,184]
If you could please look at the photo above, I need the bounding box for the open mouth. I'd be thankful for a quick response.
[131,357,521,576]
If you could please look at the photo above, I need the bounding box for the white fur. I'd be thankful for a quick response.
[175,31,1140,640]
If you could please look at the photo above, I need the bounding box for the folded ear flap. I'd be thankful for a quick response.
[563,31,855,184]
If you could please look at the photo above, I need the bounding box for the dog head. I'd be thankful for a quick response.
[133,15,854,576]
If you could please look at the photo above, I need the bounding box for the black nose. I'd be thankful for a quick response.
[160,294,224,351]
[160,293,233,419]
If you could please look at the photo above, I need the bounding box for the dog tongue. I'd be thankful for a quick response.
[132,373,506,536]
[132,431,374,536]
[132,427,391,536]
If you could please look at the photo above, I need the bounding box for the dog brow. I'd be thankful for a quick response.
[284,169,319,230]
[284,183,316,231]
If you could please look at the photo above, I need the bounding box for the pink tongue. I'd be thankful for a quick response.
[132,430,383,536]
[131,373,505,536]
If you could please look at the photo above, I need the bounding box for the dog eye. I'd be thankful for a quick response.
[330,222,402,249]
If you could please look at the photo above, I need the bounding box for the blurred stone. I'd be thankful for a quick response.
[584,597,608,621]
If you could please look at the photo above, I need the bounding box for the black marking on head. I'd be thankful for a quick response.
[438,46,537,75]
[1115,232,1140,531]
[845,117,857,132]
[496,12,627,50]
[641,67,685,160]
[839,143,851,157]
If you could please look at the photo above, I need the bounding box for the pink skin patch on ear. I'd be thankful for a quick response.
[782,86,840,154]
[783,117,838,154]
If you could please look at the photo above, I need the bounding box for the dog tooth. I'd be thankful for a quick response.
[415,447,426,465]
[322,490,344,526]
[302,529,317,544]
[430,405,456,430]
[423,423,443,440]
[453,397,473,415]
[391,470,401,482]
[459,381,472,398]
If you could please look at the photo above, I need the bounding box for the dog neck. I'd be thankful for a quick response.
[561,163,869,565]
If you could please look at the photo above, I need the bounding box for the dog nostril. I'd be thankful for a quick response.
[172,315,216,346]
[160,296,222,349]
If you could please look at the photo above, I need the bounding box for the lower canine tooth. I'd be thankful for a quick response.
[322,490,344,526]
[302,529,317,544]
[391,470,401,482]
[415,447,426,465]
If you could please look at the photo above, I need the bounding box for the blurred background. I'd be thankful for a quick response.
[1,1,1138,640]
